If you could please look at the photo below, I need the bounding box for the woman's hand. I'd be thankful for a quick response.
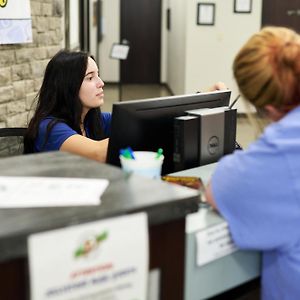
[206,82,228,92]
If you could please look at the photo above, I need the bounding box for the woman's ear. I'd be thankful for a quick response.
[264,105,285,121]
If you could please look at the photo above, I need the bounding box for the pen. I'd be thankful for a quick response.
[127,147,135,159]
[120,147,135,159]
[155,148,163,159]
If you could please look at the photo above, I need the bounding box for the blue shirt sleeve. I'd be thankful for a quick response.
[35,118,77,152]
[211,135,299,251]
[101,112,112,137]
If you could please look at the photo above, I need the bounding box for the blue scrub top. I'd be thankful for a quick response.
[34,112,111,152]
[211,106,300,299]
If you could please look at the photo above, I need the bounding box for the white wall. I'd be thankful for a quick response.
[166,0,187,95]
[68,0,80,49]
[160,0,168,83]
[89,0,98,58]
[98,0,120,82]
[97,0,262,112]
[183,0,262,111]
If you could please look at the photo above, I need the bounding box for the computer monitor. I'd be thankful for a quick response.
[106,90,231,174]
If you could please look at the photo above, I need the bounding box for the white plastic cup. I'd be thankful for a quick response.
[119,151,164,179]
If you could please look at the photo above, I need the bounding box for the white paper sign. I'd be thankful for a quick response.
[0,0,32,44]
[0,19,32,45]
[0,176,109,207]
[196,221,238,266]
[0,0,31,19]
[110,44,130,60]
[28,212,148,300]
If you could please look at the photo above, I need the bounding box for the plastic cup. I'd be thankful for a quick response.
[119,151,164,179]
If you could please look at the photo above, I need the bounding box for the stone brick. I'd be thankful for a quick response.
[42,3,53,16]
[30,29,39,47]
[25,80,35,92]
[7,100,26,114]
[50,30,61,45]
[0,50,15,67]
[0,67,12,87]
[27,110,35,122]
[55,29,64,43]
[53,0,63,17]
[33,48,47,60]
[0,86,14,103]
[30,60,48,78]
[13,81,26,100]
[47,46,61,58]
[15,48,35,64]
[49,17,62,30]
[12,64,31,81]
[0,104,7,121]
[26,92,37,111]
[36,16,49,33]
[34,78,43,91]
[31,16,37,29]
[37,32,52,46]
[6,112,28,127]
[30,2,42,16]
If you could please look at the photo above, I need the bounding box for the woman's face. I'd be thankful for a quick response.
[79,57,104,112]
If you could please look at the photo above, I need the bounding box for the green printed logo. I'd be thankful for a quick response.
[0,0,8,8]
[74,231,108,258]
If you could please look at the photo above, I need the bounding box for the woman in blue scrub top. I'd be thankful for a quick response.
[206,27,300,299]
[24,50,111,162]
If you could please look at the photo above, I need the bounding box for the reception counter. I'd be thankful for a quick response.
[0,152,199,300]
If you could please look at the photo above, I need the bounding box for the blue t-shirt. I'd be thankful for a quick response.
[211,106,300,300]
[34,112,112,152]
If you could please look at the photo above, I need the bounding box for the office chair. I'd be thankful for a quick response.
[0,127,27,157]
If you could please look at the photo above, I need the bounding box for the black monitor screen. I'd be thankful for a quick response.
[106,90,231,174]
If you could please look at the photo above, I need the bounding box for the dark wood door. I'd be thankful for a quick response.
[262,0,300,33]
[120,0,161,83]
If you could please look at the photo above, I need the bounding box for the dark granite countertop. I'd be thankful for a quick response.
[0,152,199,261]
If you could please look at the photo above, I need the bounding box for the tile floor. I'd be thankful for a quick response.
[103,83,262,300]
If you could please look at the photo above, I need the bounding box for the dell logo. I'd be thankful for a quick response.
[207,136,219,155]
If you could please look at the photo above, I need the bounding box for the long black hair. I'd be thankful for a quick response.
[24,49,105,153]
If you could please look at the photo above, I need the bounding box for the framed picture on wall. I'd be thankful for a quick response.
[234,0,252,13]
[197,3,215,26]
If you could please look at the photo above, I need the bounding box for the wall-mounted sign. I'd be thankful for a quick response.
[0,0,32,44]
[110,43,130,60]
[0,0,31,19]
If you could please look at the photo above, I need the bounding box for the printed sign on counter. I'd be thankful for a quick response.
[0,176,109,207]
[28,212,149,300]
[196,221,238,266]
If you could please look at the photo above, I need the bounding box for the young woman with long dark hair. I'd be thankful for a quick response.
[24,50,110,162]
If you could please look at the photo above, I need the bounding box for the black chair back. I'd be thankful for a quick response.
[0,128,27,157]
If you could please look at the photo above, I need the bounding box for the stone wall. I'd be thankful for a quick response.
[0,0,65,129]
